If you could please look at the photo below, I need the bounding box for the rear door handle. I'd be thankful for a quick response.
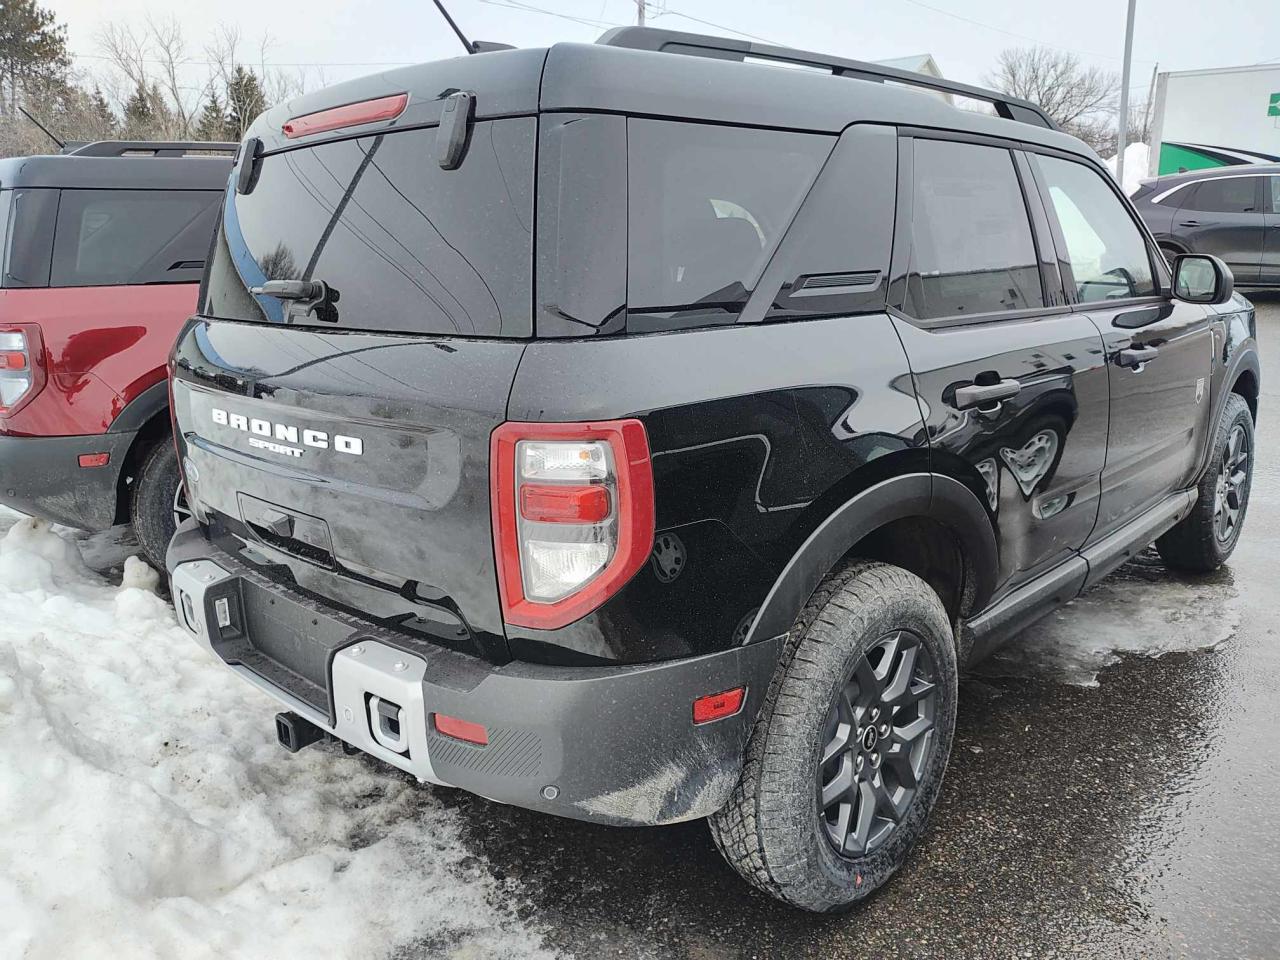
[1117,345,1159,368]
[954,378,1022,410]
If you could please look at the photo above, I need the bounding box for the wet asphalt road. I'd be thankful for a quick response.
[418,292,1280,960]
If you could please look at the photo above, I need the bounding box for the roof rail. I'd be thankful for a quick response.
[62,140,238,158]
[596,27,1058,131]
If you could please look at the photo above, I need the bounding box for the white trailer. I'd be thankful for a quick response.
[1148,63,1280,177]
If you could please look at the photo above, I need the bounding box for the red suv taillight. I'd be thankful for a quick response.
[491,420,655,630]
[0,324,46,418]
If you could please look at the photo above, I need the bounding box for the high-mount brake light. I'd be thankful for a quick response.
[491,420,655,630]
[0,325,46,418]
[282,92,409,140]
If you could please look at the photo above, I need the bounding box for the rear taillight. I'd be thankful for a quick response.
[0,325,46,418]
[491,420,655,629]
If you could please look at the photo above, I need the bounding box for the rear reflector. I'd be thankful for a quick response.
[282,93,409,139]
[433,713,489,745]
[78,453,110,468]
[693,688,746,725]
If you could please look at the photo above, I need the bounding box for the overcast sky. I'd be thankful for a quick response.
[48,0,1280,100]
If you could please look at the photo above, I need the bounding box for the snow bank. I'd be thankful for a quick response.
[0,509,554,960]
[1105,142,1151,196]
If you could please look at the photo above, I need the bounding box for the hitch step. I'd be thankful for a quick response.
[275,711,324,753]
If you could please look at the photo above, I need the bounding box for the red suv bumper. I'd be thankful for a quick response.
[0,430,134,529]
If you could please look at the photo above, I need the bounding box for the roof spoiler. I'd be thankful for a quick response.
[61,140,238,158]
[596,26,1059,131]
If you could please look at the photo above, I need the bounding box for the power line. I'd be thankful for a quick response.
[898,0,1158,65]
[652,8,780,44]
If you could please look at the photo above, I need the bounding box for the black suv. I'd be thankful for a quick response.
[166,28,1260,911]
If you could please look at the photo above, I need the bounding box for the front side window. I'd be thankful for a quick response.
[904,139,1044,320]
[51,189,219,287]
[1183,177,1260,214]
[1035,155,1157,304]
[626,120,832,331]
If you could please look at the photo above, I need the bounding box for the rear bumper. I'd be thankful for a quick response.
[0,431,133,530]
[166,520,783,827]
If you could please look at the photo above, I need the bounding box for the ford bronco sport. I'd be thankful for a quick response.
[166,28,1260,911]
[0,140,233,567]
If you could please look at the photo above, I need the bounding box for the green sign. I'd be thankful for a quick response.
[1270,92,1280,117]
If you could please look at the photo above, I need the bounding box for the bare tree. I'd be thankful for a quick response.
[987,47,1119,154]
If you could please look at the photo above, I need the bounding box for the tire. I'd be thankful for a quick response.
[130,438,182,571]
[709,560,958,912]
[1156,392,1254,572]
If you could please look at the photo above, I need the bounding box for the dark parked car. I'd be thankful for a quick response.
[0,140,233,566]
[165,27,1259,912]
[1132,163,1280,285]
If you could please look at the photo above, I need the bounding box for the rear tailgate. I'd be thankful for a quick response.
[171,323,523,660]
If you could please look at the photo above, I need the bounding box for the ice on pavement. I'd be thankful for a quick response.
[986,552,1240,686]
[0,507,554,960]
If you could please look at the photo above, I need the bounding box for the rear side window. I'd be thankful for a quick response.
[626,120,832,332]
[1182,177,1260,214]
[1,188,57,288]
[208,119,535,337]
[903,139,1044,320]
[51,190,219,287]
[1271,177,1280,214]
[1034,155,1156,303]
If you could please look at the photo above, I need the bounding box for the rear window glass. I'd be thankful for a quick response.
[51,189,219,287]
[626,120,832,331]
[207,119,534,337]
[1183,177,1259,214]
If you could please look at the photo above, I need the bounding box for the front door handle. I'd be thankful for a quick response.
[954,377,1022,410]
[1178,219,1202,227]
[1117,345,1159,368]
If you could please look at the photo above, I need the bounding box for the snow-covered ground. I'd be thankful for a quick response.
[0,506,554,960]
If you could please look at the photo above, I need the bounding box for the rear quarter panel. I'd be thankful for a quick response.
[505,314,928,664]
[0,284,197,436]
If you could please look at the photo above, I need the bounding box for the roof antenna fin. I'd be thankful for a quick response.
[18,106,65,150]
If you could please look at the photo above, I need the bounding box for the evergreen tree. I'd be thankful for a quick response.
[122,80,152,135]
[195,92,230,142]
[225,65,265,139]
[0,0,69,117]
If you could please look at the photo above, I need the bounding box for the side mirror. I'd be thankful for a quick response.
[1172,253,1234,306]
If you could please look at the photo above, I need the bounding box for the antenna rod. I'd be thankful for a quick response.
[18,106,64,150]
[431,0,476,54]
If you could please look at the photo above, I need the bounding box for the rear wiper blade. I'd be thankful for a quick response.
[250,279,341,323]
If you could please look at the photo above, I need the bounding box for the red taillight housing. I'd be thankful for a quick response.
[282,93,409,139]
[0,324,46,418]
[491,420,655,630]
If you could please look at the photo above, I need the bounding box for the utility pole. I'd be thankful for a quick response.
[1115,0,1138,188]
[636,0,646,26]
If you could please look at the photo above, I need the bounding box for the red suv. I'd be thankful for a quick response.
[0,140,232,566]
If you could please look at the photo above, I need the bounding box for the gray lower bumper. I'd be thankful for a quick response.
[0,431,134,530]
[168,521,784,826]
